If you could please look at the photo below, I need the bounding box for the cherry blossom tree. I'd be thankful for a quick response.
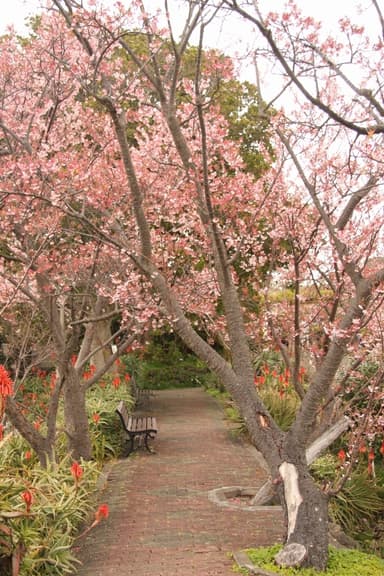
[0,214,137,463]
[217,0,384,566]
[0,39,141,461]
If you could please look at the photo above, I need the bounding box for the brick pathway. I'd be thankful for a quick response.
[73,388,284,576]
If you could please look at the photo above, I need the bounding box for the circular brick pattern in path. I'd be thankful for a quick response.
[73,388,284,576]
[208,485,282,512]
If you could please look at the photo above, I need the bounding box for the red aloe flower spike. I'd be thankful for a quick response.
[71,461,83,484]
[337,449,346,462]
[95,503,109,522]
[21,490,33,513]
[0,365,13,398]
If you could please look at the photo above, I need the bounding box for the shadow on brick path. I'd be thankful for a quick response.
[73,388,284,576]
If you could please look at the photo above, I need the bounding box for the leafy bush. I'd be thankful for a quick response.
[252,353,301,430]
[330,472,384,535]
[211,354,300,433]
[245,545,384,575]
[0,371,133,574]
[127,336,213,389]
[310,455,384,556]
[86,377,135,461]
[259,388,298,431]
[13,367,135,464]
[253,349,285,375]
[0,454,100,576]
[0,431,37,472]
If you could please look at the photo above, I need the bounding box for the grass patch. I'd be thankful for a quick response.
[245,545,384,575]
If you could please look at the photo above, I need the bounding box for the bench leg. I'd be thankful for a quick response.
[123,434,135,457]
[144,432,157,454]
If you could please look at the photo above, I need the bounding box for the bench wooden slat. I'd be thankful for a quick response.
[126,416,157,433]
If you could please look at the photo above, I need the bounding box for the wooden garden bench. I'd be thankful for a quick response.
[116,400,158,457]
[131,376,154,408]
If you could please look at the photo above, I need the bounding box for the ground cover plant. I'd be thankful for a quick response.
[243,545,384,576]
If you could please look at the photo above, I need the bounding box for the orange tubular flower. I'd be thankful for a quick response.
[71,461,83,484]
[337,449,346,463]
[22,490,33,513]
[0,365,13,398]
[112,376,121,389]
[95,503,109,522]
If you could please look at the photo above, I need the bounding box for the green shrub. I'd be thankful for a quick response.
[260,388,298,431]
[132,338,212,389]
[253,349,285,375]
[310,456,384,556]
[330,472,384,536]
[0,431,38,471]
[0,373,133,574]
[252,351,300,430]
[86,378,135,461]
[245,545,384,575]
[0,455,100,576]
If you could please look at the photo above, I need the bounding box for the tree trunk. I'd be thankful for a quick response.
[5,397,54,467]
[277,461,329,570]
[252,416,351,505]
[89,319,115,373]
[63,368,92,460]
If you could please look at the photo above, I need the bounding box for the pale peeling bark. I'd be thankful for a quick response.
[279,462,303,538]
[88,320,114,372]
[276,461,329,570]
[275,543,307,568]
[250,479,276,506]
[305,416,351,464]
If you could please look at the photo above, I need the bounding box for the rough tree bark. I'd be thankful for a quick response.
[5,397,54,467]
[62,367,92,461]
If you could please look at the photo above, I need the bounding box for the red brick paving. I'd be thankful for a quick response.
[73,388,284,575]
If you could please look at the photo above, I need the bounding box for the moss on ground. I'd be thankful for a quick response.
[244,545,384,576]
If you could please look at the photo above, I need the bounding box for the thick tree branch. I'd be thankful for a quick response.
[224,1,384,134]
[336,176,379,230]
[291,269,384,446]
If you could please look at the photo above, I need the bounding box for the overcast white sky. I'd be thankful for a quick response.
[1,0,376,34]
[1,0,379,90]
[2,0,378,97]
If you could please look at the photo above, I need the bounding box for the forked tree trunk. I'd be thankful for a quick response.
[252,416,351,506]
[63,369,92,460]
